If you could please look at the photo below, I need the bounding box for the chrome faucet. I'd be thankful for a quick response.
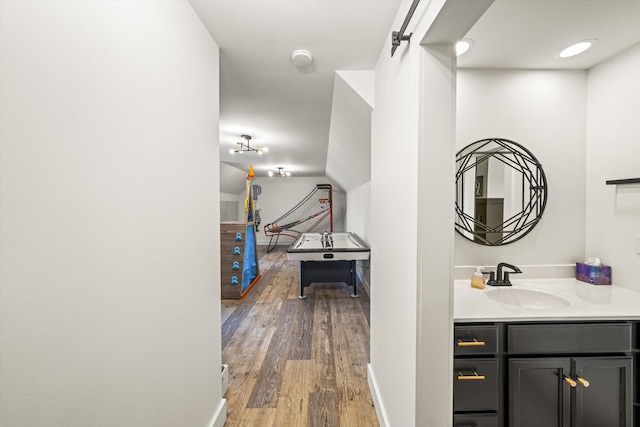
[486,262,522,286]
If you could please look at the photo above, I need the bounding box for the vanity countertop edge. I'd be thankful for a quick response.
[454,278,640,322]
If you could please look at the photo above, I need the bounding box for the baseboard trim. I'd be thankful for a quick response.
[367,364,389,427]
[221,364,229,396]
[207,398,227,427]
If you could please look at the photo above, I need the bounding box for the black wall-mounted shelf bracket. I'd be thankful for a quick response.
[391,0,420,57]
[605,178,640,185]
[391,31,412,56]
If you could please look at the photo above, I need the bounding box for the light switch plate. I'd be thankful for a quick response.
[636,235,640,254]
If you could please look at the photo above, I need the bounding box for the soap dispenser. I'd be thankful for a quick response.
[471,267,486,290]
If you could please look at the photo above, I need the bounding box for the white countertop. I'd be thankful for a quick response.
[454,278,640,322]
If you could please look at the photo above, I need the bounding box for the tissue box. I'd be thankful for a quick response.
[576,262,612,285]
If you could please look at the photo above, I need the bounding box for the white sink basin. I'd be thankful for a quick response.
[485,288,570,310]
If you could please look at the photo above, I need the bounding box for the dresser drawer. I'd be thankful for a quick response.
[221,284,239,299]
[453,413,499,427]
[453,359,499,412]
[221,271,242,283]
[220,259,243,273]
[221,251,244,262]
[455,324,500,356]
[508,323,632,355]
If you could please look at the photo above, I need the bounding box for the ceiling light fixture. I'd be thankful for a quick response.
[456,38,474,57]
[268,167,291,177]
[556,39,598,59]
[229,135,268,155]
[291,49,313,67]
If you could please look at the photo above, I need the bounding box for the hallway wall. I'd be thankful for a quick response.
[0,2,225,426]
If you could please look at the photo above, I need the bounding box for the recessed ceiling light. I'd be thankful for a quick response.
[556,39,598,59]
[456,39,474,57]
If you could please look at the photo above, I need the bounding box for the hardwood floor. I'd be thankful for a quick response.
[221,245,378,427]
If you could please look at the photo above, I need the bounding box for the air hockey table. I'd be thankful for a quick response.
[287,232,370,299]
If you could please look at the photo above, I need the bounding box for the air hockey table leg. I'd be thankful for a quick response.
[299,263,307,299]
[350,260,359,298]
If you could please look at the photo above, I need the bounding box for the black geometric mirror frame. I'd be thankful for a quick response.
[455,138,548,246]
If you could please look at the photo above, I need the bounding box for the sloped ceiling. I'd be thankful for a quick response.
[189,0,402,190]
[190,0,640,194]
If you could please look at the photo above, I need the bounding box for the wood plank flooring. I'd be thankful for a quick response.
[221,245,378,427]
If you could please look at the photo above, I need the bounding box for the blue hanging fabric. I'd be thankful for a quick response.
[241,224,258,292]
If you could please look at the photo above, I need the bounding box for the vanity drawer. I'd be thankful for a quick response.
[453,359,499,412]
[453,413,499,427]
[455,324,500,355]
[508,323,632,355]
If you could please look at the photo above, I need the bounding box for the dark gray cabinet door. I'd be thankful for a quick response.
[573,357,633,427]
[509,358,571,427]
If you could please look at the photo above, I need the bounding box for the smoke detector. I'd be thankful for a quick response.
[291,49,313,67]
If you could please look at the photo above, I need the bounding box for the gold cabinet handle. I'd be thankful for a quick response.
[457,338,485,347]
[563,375,577,387]
[457,371,486,380]
[576,377,590,388]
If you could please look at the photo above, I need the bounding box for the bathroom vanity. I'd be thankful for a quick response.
[453,279,640,427]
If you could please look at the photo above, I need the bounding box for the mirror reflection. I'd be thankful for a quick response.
[455,138,547,245]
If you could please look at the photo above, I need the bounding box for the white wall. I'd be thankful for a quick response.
[220,192,243,222]
[250,177,340,246]
[345,182,371,244]
[219,161,248,195]
[367,1,491,425]
[0,2,225,426]
[345,181,371,292]
[586,43,640,291]
[455,69,587,274]
[370,41,420,427]
[326,72,373,193]
[368,2,458,426]
[414,44,458,427]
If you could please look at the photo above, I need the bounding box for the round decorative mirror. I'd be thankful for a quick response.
[455,138,547,246]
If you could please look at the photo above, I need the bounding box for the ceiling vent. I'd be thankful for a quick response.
[291,49,313,67]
